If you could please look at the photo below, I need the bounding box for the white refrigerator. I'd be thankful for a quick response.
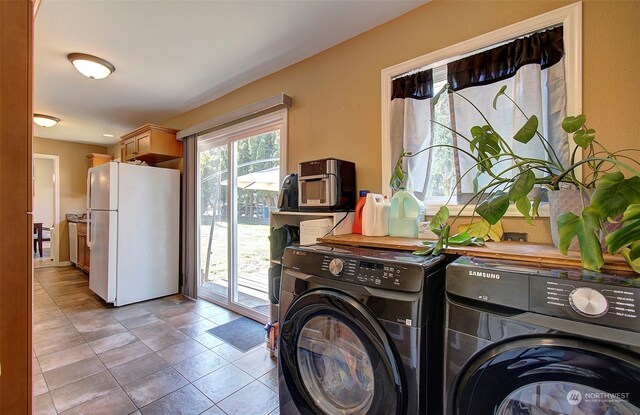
[87,162,180,306]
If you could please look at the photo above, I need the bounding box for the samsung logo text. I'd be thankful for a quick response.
[468,271,501,279]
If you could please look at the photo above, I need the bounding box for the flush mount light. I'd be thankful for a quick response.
[102,133,114,138]
[33,114,61,128]
[67,53,115,80]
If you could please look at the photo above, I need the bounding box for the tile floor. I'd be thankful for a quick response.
[33,266,279,415]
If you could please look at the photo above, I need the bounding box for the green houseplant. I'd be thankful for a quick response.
[390,85,640,273]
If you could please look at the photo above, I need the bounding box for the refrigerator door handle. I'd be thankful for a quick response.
[87,210,93,248]
[87,167,94,209]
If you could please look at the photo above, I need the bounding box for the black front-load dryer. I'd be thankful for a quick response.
[444,256,640,415]
[278,244,447,415]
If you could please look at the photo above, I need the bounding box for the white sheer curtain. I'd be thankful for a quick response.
[451,62,568,194]
[389,69,434,197]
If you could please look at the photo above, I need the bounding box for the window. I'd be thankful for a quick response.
[381,3,582,215]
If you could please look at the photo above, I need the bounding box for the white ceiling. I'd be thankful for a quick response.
[34,0,427,146]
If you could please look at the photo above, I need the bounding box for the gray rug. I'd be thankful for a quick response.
[206,317,265,352]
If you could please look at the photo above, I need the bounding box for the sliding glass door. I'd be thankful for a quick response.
[197,112,284,323]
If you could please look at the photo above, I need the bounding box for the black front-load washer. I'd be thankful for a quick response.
[278,244,447,415]
[444,256,640,415]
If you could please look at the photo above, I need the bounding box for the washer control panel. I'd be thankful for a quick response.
[319,255,421,291]
[328,258,344,276]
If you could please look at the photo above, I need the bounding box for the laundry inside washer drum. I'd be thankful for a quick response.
[296,315,375,414]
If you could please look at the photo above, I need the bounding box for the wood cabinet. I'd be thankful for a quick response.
[87,153,113,168]
[0,1,33,410]
[120,124,181,164]
[76,222,90,273]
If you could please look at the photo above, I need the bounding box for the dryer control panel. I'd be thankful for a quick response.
[530,277,638,331]
[447,256,639,333]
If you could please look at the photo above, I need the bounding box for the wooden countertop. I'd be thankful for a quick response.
[318,234,634,274]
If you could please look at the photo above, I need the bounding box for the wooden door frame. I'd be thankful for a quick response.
[0,0,34,413]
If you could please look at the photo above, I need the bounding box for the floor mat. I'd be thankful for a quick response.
[206,317,265,352]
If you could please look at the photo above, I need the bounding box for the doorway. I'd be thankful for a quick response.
[33,153,60,268]
[196,111,285,323]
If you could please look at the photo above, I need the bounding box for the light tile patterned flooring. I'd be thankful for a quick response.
[33,266,279,415]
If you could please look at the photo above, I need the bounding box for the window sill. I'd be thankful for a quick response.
[424,202,550,218]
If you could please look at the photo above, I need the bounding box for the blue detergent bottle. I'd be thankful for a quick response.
[388,188,425,238]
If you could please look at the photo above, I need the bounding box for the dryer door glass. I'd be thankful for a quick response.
[497,381,639,415]
[455,343,640,414]
[296,315,375,414]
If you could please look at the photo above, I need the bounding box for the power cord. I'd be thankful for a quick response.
[323,210,351,237]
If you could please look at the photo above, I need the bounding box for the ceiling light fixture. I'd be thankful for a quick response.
[33,114,61,128]
[102,133,114,138]
[67,53,116,80]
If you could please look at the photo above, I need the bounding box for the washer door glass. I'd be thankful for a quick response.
[497,381,639,415]
[297,315,375,415]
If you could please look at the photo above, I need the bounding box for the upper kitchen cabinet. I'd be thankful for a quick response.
[120,124,182,164]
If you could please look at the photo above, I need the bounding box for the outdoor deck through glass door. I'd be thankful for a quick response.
[197,120,282,324]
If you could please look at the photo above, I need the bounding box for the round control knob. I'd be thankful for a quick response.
[569,287,608,317]
[329,258,344,276]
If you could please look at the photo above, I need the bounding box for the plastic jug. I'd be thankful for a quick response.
[362,193,390,236]
[352,190,369,234]
[389,189,425,238]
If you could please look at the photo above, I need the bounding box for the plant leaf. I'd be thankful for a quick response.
[620,246,640,274]
[606,223,640,254]
[470,125,501,172]
[605,204,640,254]
[532,197,541,218]
[591,172,640,220]
[413,247,434,256]
[562,115,586,133]
[573,129,596,149]
[476,191,509,225]
[458,219,503,242]
[492,85,507,110]
[515,197,533,225]
[389,154,405,191]
[629,242,640,262]
[433,224,449,255]
[513,115,538,144]
[447,232,472,246]
[468,236,486,246]
[432,83,449,105]
[557,208,604,271]
[430,206,449,231]
[508,170,535,201]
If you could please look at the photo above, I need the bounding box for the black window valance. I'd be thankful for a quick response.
[447,26,564,91]
[391,69,433,100]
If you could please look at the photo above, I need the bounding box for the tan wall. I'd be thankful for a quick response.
[164,0,639,244]
[34,137,108,262]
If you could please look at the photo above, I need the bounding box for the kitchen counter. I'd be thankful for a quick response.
[318,234,635,274]
[66,213,87,223]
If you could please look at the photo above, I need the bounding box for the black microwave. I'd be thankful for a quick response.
[298,158,356,211]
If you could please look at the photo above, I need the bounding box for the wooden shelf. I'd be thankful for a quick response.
[318,234,634,274]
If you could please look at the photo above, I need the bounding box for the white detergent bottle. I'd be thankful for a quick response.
[388,188,425,238]
[362,193,390,236]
